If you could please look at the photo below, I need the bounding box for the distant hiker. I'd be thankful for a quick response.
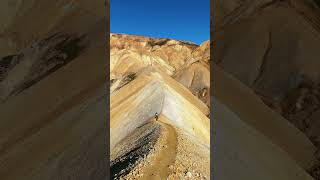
[155,112,159,121]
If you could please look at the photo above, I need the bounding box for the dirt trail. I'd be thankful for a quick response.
[135,115,177,180]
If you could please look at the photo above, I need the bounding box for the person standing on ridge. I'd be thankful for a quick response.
[155,112,159,121]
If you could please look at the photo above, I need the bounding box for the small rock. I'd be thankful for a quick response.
[186,171,192,178]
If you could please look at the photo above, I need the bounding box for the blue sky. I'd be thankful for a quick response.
[110,0,210,45]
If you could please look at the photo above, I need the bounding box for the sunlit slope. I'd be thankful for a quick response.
[213,98,314,180]
[110,68,210,151]
[0,0,107,179]
[213,65,317,169]
[110,33,210,179]
[0,45,107,179]
[0,0,106,103]
[0,0,105,55]
[110,66,210,179]
[110,33,210,107]
[213,1,320,178]
[174,62,210,107]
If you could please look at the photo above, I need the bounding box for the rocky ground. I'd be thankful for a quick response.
[111,116,210,180]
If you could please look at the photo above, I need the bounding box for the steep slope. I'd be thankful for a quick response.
[110,68,210,179]
[213,97,314,180]
[0,46,107,180]
[110,34,210,107]
[0,0,106,103]
[213,0,320,178]
[110,31,320,180]
[0,0,107,179]
[213,65,318,180]
[174,62,210,107]
[213,65,317,169]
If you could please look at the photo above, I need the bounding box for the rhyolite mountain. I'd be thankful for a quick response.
[110,33,210,179]
[1,0,319,180]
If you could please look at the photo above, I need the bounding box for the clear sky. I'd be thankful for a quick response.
[110,0,210,45]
